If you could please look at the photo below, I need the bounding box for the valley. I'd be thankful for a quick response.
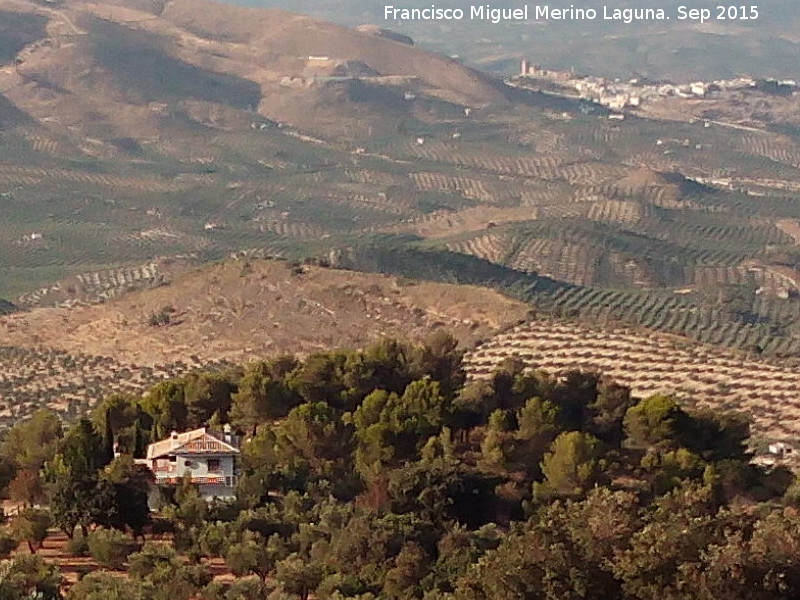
[2,0,800,433]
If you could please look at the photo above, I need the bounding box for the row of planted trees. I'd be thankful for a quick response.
[1,331,799,599]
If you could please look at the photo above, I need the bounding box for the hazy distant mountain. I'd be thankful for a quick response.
[227,0,800,81]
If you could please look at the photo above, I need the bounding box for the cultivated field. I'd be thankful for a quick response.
[465,319,800,442]
[0,344,215,429]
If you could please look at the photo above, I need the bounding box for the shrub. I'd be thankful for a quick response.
[66,529,89,557]
[0,531,16,558]
[200,581,229,600]
[184,564,214,588]
[87,529,138,569]
[11,508,50,554]
[148,305,176,327]
[0,555,61,600]
[67,572,146,600]
[128,542,179,579]
[128,542,209,600]
[148,310,172,327]
[201,576,272,600]
[149,517,176,537]
[224,532,279,581]
[198,521,232,558]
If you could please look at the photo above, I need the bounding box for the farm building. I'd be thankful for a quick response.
[768,441,795,458]
[752,441,796,467]
[142,426,240,502]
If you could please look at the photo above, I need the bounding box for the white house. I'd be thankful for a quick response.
[144,426,240,501]
[690,82,707,97]
[768,441,794,458]
[754,441,797,467]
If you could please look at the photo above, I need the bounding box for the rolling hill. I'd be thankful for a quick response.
[1,257,530,365]
[0,0,504,143]
[0,257,530,427]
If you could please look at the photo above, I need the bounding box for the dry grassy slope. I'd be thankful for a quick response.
[0,259,531,366]
[159,0,505,105]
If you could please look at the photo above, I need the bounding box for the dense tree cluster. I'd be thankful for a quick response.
[0,332,798,599]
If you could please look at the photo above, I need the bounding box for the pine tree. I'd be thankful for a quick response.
[102,408,115,465]
[132,418,146,459]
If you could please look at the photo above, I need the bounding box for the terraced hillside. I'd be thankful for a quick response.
[3,0,800,363]
[332,244,800,359]
[464,320,800,442]
[0,345,222,428]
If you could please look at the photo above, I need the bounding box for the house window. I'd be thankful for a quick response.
[208,459,221,472]
[225,476,231,487]
[169,456,177,462]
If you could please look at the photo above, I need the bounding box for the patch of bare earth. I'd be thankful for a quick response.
[1,258,531,366]
[777,218,800,245]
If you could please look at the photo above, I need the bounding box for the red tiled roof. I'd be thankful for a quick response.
[146,428,239,459]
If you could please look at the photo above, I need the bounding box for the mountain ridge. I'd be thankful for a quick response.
[0,0,506,145]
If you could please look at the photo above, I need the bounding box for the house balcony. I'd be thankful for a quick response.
[156,475,237,487]
[151,464,225,475]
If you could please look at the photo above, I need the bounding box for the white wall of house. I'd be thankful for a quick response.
[148,455,238,505]
[173,454,236,479]
[151,454,237,499]
[152,455,235,478]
